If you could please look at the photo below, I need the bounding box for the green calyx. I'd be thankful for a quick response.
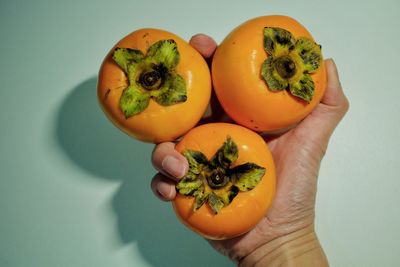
[176,137,266,214]
[261,27,322,102]
[112,39,187,118]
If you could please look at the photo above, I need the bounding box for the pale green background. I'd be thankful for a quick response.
[1,0,399,266]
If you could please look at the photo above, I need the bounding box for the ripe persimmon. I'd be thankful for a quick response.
[173,123,276,240]
[98,28,211,143]
[212,15,326,132]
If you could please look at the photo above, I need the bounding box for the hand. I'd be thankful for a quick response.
[151,34,349,265]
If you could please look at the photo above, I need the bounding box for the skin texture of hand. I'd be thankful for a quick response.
[151,34,349,265]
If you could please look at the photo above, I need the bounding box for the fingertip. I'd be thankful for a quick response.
[325,58,339,81]
[189,34,217,59]
[325,58,335,66]
[156,182,175,201]
[152,142,174,169]
[152,142,188,180]
[151,174,177,201]
[162,155,188,179]
[321,58,348,108]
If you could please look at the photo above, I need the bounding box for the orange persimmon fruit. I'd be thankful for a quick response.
[212,15,326,133]
[98,28,211,143]
[173,123,276,240]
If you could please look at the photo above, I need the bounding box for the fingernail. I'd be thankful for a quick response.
[162,156,186,178]
[157,182,173,199]
[329,58,337,67]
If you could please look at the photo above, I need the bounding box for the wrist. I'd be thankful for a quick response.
[239,225,328,267]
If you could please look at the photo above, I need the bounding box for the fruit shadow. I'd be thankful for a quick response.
[55,77,232,267]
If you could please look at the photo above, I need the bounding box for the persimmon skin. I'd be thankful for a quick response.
[98,28,211,143]
[212,15,327,132]
[173,123,276,240]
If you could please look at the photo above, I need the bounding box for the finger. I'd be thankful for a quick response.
[151,142,188,181]
[151,173,177,201]
[310,59,349,127]
[295,59,349,156]
[189,34,217,60]
[321,58,349,111]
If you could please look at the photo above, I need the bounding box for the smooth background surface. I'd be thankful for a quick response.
[1,0,399,266]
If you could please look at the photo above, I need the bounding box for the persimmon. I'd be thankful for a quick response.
[173,123,276,240]
[212,15,326,132]
[98,28,211,143]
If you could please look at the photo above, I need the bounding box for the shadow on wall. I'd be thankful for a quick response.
[55,77,232,267]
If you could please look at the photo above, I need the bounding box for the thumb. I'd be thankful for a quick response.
[311,59,350,132]
[320,59,349,110]
[295,59,349,155]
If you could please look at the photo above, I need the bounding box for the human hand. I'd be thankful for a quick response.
[151,34,349,266]
[150,33,221,200]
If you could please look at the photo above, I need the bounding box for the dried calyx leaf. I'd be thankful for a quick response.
[261,27,322,102]
[210,137,238,169]
[229,163,266,191]
[263,27,295,56]
[176,137,266,214]
[112,39,187,118]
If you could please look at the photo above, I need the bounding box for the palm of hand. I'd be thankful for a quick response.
[208,114,325,261]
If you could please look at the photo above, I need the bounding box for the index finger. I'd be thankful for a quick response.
[151,142,188,181]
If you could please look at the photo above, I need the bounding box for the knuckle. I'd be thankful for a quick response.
[342,96,350,113]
